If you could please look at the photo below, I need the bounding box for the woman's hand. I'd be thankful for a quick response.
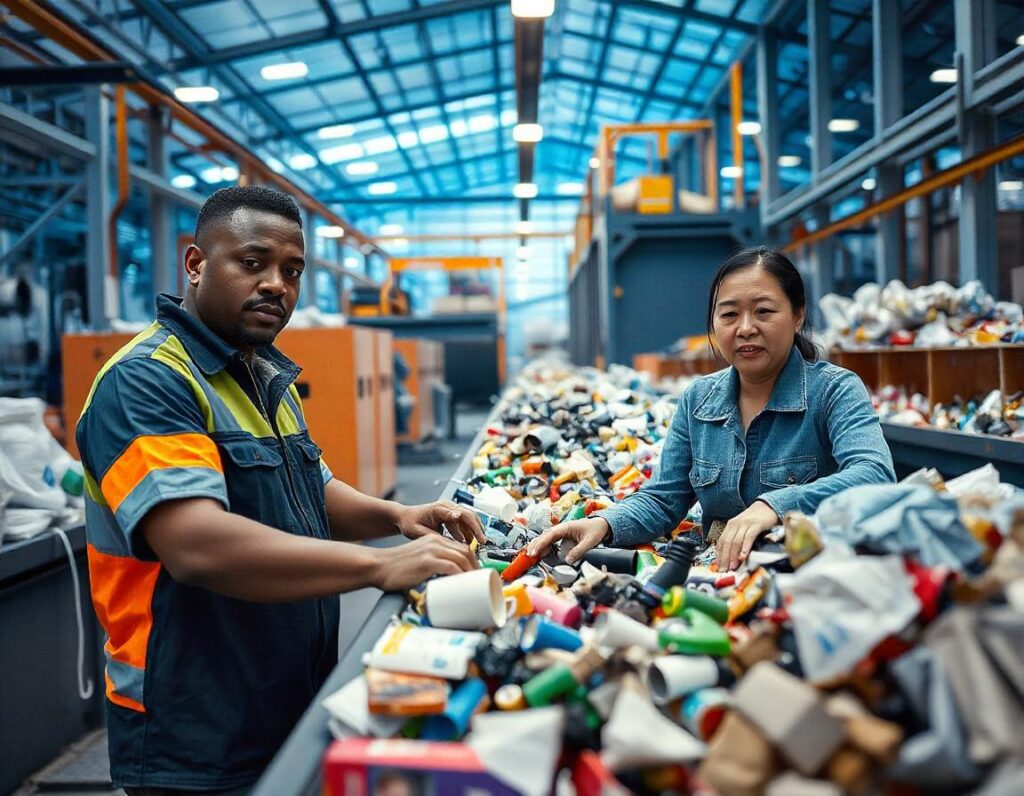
[716,500,780,571]
[527,517,611,565]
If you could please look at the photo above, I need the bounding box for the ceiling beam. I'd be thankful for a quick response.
[162,0,505,73]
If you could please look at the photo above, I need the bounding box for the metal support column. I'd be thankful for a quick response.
[84,85,112,329]
[955,0,998,290]
[148,104,174,297]
[873,0,905,283]
[756,24,780,234]
[807,0,834,308]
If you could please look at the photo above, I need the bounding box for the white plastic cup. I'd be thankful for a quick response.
[593,609,660,652]
[646,656,720,704]
[473,486,518,523]
[426,568,509,630]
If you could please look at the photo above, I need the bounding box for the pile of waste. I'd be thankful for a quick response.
[321,362,1024,795]
[820,279,1024,349]
[874,385,1024,440]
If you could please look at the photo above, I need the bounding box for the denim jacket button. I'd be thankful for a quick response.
[787,475,796,484]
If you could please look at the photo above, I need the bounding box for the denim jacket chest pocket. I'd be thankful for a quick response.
[760,455,818,489]
[689,458,725,503]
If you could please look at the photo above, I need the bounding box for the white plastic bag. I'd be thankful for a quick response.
[785,547,921,683]
[0,397,74,511]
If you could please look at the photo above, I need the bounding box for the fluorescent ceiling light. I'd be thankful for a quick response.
[468,114,497,134]
[589,157,600,168]
[200,165,237,183]
[778,155,802,167]
[828,118,860,133]
[174,86,219,103]
[200,166,224,183]
[737,121,762,135]
[449,119,468,138]
[344,257,359,268]
[265,155,285,173]
[170,174,196,189]
[513,182,539,199]
[513,123,544,143]
[368,181,398,195]
[318,124,355,140]
[500,109,517,126]
[316,226,345,238]
[511,0,555,19]
[515,220,534,235]
[379,224,404,235]
[861,177,877,191]
[720,166,743,178]
[556,181,585,195]
[289,153,318,170]
[363,135,398,155]
[320,142,364,163]
[397,131,419,148]
[930,68,958,84]
[345,160,379,176]
[516,245,531,259]
[999,180,1024,191]
[389,238,409,251]
[419,125,449,144]
[1018,35,1024,46]
[261,61,308,81]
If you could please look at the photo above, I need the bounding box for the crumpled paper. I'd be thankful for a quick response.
[600,674,706,770]
[814,483,985,571]
[467,706,564,796]
[785,546,921,683]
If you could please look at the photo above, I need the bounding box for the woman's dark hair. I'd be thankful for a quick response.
[706,245,819,362]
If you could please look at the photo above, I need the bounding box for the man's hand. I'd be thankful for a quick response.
[372,534,478,592]
[396,501,486,545]
[715,500,780,571]
[527,517,611,565]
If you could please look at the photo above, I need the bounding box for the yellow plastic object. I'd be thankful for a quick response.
[637,175,674,214]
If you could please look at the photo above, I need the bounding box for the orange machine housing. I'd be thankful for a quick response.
[63,327,396,498]
[393,338,445,445]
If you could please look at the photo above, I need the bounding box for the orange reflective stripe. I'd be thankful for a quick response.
[101,432,222,512]
[88,544,161,669]
[105,670,146,714]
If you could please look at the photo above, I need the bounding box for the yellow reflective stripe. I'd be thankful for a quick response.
[150,336,217,433]
[80,323,163,419]
[276,398,301,436]
[206,371,274,437]
[85,470,106,506]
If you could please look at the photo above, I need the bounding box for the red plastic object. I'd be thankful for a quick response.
[572,750,630,796]
[501,548,541,582]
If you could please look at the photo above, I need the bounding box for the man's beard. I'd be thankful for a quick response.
[232,323,278,348]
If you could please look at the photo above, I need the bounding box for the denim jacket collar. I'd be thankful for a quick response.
[693,345,807,422]
[155,292,300,380]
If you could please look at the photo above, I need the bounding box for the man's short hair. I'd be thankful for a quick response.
[195,185,302,244]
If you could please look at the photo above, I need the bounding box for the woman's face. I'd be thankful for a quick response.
[712,266,804,384]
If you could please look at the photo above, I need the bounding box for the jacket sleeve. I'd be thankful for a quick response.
[78,357,229,558]
[757,369,896,519]
[595,387,698,547]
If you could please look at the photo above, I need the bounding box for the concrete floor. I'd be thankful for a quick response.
[14,408,490,796]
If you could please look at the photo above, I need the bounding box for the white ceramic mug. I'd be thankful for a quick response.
[426,568,510,630]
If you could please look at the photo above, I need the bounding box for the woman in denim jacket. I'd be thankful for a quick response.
[530,246,895,571]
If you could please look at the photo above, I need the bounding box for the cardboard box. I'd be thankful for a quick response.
[731,662,845,776]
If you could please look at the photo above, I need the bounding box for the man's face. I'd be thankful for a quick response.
[184,207,305,350]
